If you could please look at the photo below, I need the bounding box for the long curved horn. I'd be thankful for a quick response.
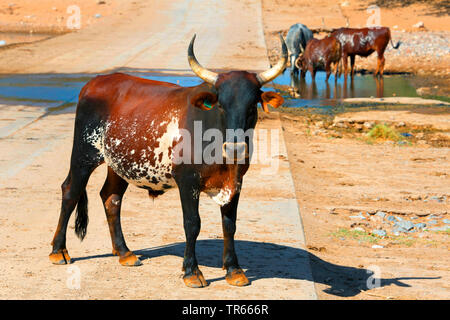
[187,34,219,85]
[256,33,288,85]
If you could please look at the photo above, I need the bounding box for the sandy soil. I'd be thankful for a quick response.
[0,0,121,34]
[279,107,449,299]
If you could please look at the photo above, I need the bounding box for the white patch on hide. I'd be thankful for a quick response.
[207,187,233,206]
[102,116,181,191]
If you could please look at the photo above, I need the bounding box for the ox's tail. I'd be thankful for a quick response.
[390,38,401,49]
[75,189,89,240]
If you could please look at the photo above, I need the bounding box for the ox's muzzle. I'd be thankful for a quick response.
[222,142,248,162]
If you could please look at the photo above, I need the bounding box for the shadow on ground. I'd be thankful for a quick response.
[73,239,440,298]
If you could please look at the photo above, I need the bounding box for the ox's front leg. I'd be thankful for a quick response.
[176,173,207,288]
[221,192,250,286]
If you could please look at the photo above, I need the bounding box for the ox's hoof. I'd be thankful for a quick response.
[49,249,72,265]
[225,269,250,287]
[183,269,208,288]
[118,251,142,267]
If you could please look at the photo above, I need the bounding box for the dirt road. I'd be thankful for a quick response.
[0,0,268,73]
[0,0,317,299]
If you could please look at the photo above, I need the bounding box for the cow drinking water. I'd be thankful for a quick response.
[49,34,287,288]
[294,36,342,82]
[286,23,313,78]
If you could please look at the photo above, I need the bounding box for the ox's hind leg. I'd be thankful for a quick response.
[377,55,386,78]
[50,163,97,264]
[342,54,349,80]
[175,172,207,288]
[325,62,332,82]
[100,167,141,267]
[221,191,249,287]
[350,55,356,78]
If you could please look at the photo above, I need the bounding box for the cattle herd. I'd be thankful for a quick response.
[286,23,401,82]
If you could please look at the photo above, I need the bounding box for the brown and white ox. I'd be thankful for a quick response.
[49,35,287,288]
[331,27,401,79]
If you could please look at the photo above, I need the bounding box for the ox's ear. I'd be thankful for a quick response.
[190,91,218,111]
[260,91,284,113]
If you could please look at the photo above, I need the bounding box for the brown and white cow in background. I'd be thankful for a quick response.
[331,27,401,79]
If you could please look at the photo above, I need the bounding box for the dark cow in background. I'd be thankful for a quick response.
[295,36,342,82]
[286,23,313,77]
[331,27,401,79]
[49,34,287,288]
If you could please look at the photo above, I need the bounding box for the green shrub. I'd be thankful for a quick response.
[367,124,402,141]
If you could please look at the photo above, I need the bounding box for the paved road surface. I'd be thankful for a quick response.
[0,0,317,299]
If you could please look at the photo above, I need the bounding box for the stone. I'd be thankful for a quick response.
[416,87,431,96]
[375,211,386,219]
[395,220,415,231]
[372,229,387,237]
[427,220,438,225]
[429,196,443,203]
[416,132,425,139]
[393,226,408,234]
[386,215,396,222]
[430,226,450,232]
[414,223,427,229]
[330,131,343,138]
[417,140,427,145]
[335,121,348,128]
[363,121,374,129]
[443,219,450,224]
[372,245,384,249]
[413,21,424,29]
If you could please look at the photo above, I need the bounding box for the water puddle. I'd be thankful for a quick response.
[0,68,435,116]
[0,70,203,112]
[270,69,420,110]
